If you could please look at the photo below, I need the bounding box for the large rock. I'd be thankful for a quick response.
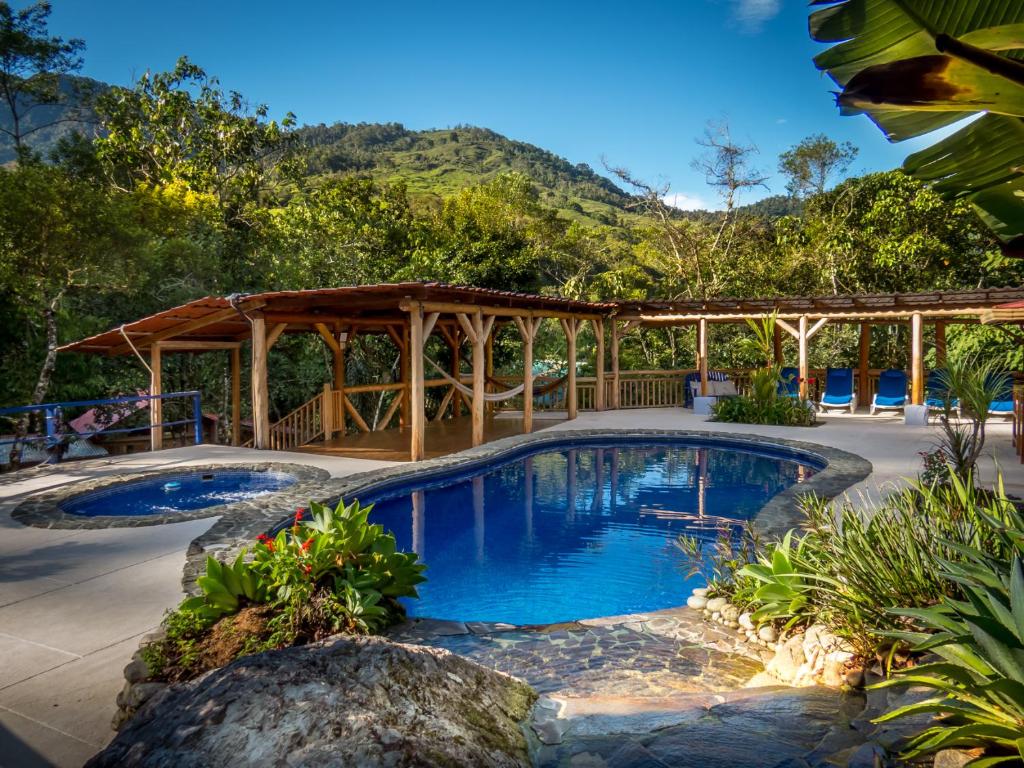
[87,634,537,768]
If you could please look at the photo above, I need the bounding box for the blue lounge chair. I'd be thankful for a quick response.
[870,369,907,415]
[777,367,799,398]
[925,369,959,417]
[818,367,857,414]
[988,373,1014,417]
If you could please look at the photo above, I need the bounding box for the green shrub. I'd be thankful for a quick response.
[711,366,815,426]
[874,551,1024,763]
[145,497,425,681]
[738,530,816,629]
[676,522,761,605]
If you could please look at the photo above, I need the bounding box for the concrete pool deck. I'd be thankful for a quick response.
[0,410,1020,766]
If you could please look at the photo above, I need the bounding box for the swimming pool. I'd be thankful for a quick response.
[60,469,298,517]
[360,439,822,625]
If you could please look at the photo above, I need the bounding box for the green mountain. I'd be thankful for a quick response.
[2,78,794,225]
[300,122,637,227]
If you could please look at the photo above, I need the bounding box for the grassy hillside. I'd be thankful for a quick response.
[300,122,638,227]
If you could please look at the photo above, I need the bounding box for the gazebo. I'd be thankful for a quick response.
[59,283,1024,461]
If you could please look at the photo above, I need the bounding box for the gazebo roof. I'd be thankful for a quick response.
[618,286,1024,324]
[60,283,616,356]
[60,283,1024,356]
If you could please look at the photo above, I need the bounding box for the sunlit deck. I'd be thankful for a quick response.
[297,414,563,461]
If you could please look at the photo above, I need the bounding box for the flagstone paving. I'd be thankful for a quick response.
[390,608,868,768]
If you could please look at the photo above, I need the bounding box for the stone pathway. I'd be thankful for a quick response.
[390,608,868,768]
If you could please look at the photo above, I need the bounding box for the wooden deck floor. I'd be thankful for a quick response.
[297,415,563,462]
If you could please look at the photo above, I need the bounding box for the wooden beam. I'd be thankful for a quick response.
[266,322,287,350]
[251,316,271,449]
[697,318,708,396]
[149,344,162,451]
[592,318,605,411]
[321,382,334,439]
[455,312,477,345]
[400,319,411,430]
[400,299,607,321]
[514,315,540,433]
[409,305,426,461]
[611,319,621,409]
[560,317,580,419]
[622,307,998,324]
[798,315,809,400]
[858,323,871,405]
[776,318,800,340]
[935,321,947,366]
[153,340,243,351]
[109,301,264,355]
[343,395,371,433]
[773,325,784,364]
[806,317,829,340]
[377,390,404,431]
[471,311,493,445]
[314,323,341,355]
[911,311,924,405]
[333,330,347,436]
[230,346,241,446]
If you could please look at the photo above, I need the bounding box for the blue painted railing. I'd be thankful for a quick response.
[0,391,203,461]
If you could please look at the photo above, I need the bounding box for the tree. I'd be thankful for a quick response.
[809,0,1024,255]
[93,57,300,222]
[691,120,768,213]
[778,134,857,198]
[0,162,142,460]
[0,0,85,159]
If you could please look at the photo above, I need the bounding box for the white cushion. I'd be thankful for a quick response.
[713,380,738,396]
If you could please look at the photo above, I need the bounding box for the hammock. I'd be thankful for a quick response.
[425,358,565,403]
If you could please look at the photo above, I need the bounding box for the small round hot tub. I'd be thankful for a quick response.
[60,469,298,517]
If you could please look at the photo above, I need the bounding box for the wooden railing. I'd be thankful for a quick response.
[266,390,324,451]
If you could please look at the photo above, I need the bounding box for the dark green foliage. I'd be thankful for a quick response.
[712,367,815,427]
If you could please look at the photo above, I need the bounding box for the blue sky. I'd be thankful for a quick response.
[42,0,931,209]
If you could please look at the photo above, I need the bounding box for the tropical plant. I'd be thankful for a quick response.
[712,368,816,427]
[676,522,761,605]
[809,0,1024,253]
[934,356,1012,481]
[738,530,816,629]
[251,499,426,639]
[180,551,269,622]
[873,491,1024,765]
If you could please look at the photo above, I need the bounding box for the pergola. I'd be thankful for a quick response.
[60,284,614,460]
[60,283,1024,460]
[618,287,1024,403]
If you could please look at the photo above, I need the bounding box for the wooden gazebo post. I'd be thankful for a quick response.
[230,346,241,446]
[935,321,947,366]
[560,316,580,419]
[149,345,162,451]
[858,323,871,405]
[513,314,541,434]
[592,318,606,411]
[250,316,270,449]
[697,318,708,396]
[408,304,425,461]
[911,311,924,405]
[610,320,620,409]
[798,315,809,400]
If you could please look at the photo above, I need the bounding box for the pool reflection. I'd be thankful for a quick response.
[363,443,816,625]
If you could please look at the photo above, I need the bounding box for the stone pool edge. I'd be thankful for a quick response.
[10,462,330,530]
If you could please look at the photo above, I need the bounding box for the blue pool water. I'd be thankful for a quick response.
[362,439,820,625]
[61,470,298,517]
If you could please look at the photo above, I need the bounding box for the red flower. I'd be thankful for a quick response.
[301,537,313,552]
[302,564,312,575]
[294,508,305,520]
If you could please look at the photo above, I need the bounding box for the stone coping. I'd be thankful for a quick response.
[11,462,330,530]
